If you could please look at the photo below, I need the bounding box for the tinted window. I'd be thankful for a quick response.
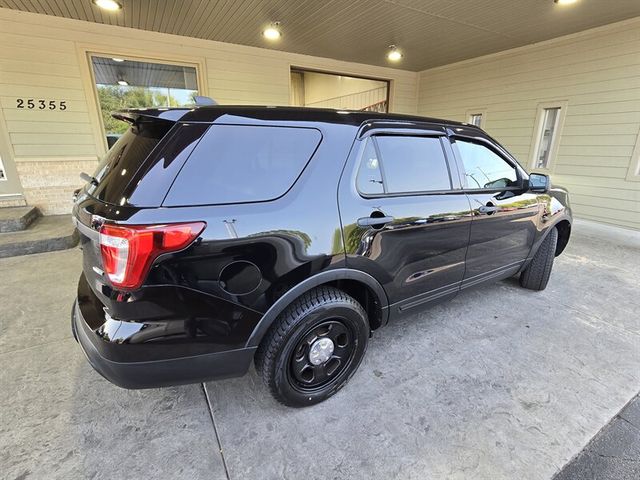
[455,139,518,189]
[356,139,384,195]
[165,125,322,206]
[358,135,451,195]
[87,119,173,205]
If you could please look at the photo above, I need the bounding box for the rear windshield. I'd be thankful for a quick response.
[87,119,172,205]
[164,125,322,206]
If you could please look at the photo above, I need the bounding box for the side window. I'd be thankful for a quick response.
[356,135,451,195]
[164,125,321,206]
[356,139,384,194]
[454,139,518,190]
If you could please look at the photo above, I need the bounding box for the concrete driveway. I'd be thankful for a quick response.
[1,219,639,480]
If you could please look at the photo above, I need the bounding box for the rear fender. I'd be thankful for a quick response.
[245,268,389,348]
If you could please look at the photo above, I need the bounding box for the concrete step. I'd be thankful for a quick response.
[0,214,79,258]
[0,206,41,233]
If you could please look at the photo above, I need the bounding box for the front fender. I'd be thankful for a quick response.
[525,187,572,265]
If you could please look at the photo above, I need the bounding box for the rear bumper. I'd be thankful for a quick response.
[71,299,256,389]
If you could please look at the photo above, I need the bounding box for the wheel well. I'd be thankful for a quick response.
[555,220,571,256]
[326,279,384,330]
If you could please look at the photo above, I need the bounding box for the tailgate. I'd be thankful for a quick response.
[72,201,112,306]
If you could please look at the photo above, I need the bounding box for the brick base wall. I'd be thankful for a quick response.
[16,160,97,215]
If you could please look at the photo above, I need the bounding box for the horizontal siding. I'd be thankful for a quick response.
[0,8,418,213]
[0,8,419,162]
[418,19,640,229]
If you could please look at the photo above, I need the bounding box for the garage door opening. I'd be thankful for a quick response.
[90,56,199,148]
[290,68,389,112]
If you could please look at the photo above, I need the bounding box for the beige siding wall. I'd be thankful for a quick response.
[417,19,640,230]
[0,8,418,214]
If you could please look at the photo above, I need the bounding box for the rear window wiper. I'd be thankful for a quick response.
[80,172,99,186]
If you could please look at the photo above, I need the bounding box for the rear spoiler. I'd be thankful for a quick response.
[112,97,218,124]
[112,109,190,124]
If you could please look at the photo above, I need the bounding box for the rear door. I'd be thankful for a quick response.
[338,124,472,316]
[448,128,540,287]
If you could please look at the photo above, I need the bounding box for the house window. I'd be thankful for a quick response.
[91,56,199,148]
[626,127,640,181]
[469,113,483,127]
[534,107,561,169]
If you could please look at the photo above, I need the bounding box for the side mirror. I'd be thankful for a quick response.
[528,173,549,193]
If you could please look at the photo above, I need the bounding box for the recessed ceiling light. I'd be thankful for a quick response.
[117,79,128,86]
[387,45,403,62]
[554,0,579,5]
[263,22,282,40]
[112,57,125,62]
[93,0,122,11]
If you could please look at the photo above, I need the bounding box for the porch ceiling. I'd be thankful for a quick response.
[1,0,639,71]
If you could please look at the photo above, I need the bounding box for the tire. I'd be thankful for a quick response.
[255,286,369,407]
[519,227,558,291]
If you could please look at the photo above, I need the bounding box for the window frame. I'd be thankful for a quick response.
[449,135,526,193]
[354,132,458,199]
[529,100,568,172]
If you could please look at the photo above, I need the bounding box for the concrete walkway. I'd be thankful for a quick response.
[1,219,638,479]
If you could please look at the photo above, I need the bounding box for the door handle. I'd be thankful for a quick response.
[357,215,394,227]
[477,205,499,214]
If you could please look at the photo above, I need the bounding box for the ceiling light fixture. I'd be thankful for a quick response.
[117,79,128,86]
[93,0,123,11]
[554,0,579,5]
[112,57,125,62]
[387,45,403,62]
[263,22,282,41]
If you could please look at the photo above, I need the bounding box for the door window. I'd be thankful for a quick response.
[356,139,384,194]
[356,136,451,195]
[454,139,518,189]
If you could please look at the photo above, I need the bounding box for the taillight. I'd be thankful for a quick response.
[99,222,205,290]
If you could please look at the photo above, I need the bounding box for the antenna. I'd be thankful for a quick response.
[193,96,218,106]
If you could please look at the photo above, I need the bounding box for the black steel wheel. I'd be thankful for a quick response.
[288,319,356,392]
[255,286,369,407]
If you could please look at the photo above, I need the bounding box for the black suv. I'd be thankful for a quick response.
[72,106,572,407]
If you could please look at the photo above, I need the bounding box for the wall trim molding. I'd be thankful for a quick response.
[14,156,99,163]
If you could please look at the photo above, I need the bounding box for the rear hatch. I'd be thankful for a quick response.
[84,112,178,206]
[73,110,189,306]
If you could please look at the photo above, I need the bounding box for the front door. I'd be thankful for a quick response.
[338,125,472,316]
[0,109,23,198]
[449,131,540,287]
